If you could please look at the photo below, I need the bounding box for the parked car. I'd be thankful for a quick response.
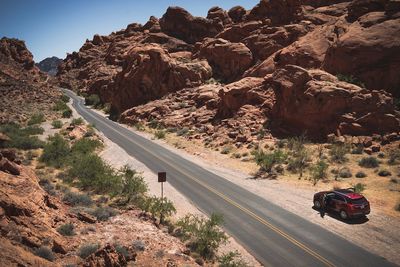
[313,188,370,220]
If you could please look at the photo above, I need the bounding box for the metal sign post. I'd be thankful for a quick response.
[158,172,166,223]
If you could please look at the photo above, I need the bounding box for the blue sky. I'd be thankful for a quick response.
[0,0,259,62]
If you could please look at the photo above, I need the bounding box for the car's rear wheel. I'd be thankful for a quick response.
[340,210,348,220]
[314,200,321,209]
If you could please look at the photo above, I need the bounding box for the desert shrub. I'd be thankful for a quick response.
[115,244,130,258]
[51,120,63,129]
[148,119,160,129]
[40,134,70,168]
[34,246,54,261]
[337,74,366,88]
[28,113,45,125]
[218,251,249,267]
[61,94,70,103]
[329,144,350,163]
[140,196,176,223]
[390,178,398,183]
[287,135,306,154]
[133,122,145,131]
[310,160,328,185]
[57,223,75,236]
[338,167,352,178]
[78,243,100,259]
[287,148,309,178]
[53,100,69,111]
[378,169,392,177]
[355,171,367,178]
[85,94,101,107]
[62,108,73,118]
[359,156,379,168]
[89,206,118,221]
[71,117,84,126]
[154,130,166,139]
[253,149,287,172]
[116,165,148,203]
[132,240,146,251]
[103,103,111,114]
[353,183,366,193]
[62,191,93,206]
[351,144,364,154]
[232,153,241,159]
[39,178,56,195]
[176,213,227,259]
[0,123,44,150]
[71,138,101,155]
[176,127,189,136]
[275,139,286,148]
[388,149,400,165]
[221,146,233,154]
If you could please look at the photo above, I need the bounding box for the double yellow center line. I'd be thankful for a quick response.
[77,96,336,267]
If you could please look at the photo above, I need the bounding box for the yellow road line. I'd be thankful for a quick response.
[78,99,336,267]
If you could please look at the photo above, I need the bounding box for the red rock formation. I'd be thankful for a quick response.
[228,6,247,23]
[81,244,130,267]
[159,6,224,44]
[246,0,302,25]
[0,37,35,69]
[195,38,253,82]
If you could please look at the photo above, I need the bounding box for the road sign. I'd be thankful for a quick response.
[158,172,166,183]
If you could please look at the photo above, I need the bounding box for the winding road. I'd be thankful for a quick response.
[64,89,397,267]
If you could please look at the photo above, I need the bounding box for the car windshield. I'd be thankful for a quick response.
[349,197,366,205]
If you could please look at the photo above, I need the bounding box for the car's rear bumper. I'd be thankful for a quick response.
[349,209,370,217]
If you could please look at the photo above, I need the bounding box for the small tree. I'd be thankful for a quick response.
[118,165,148,203]
[176,213,227,259]
[218,251,249,267]
[140,196,176,223]
[287,148,309,179]
[329,144,350,163]
[253,149,287,172]
[40,134,70,168]
[310,160,328,185]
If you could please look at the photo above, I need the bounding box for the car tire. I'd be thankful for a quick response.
[314,200,321,209]
[340,210,348,220]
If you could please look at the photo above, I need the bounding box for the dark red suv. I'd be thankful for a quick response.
[313,188,370,220]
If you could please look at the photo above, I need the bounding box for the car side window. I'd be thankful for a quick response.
[333,194,346,202]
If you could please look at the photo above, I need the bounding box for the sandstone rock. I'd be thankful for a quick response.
[0,158,20,175]
[246,0,302,25]
[228,6,247,22]
[159,6,224,44]
[371,144,381,152]
[142,16,161,32]
[0,37,35,69]
[78,211,97,224]
[216,21,263,43]
[207,6,232,26]
[195,38,253,81]
[81,244,128,267]
[0,148,17,162]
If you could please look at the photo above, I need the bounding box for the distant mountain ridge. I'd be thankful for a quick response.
[36,56,63,76]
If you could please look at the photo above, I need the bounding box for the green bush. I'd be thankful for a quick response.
[154,130,166,139]
[53,100,69,111]
[351,144,364,154]
[62,108,73,118]
[287,135,306,154]
[115,244,130,258]
[71,117,84,126]
[34,246,54,262]
[28,113,45,125]
[51,120,63,129]
[62,191,93,206]
[117,165,148,203]
[287,148,309,178]
[85,94,101,107]
[310,160,328,185]
[57,223,75,236]
[61,94,70,103]
[103,103,112,114]
[0,123,44,150]
[329,144,350,163]
[148,119,160,129]
[176,213,227,259]
[221,146,233,155]
[40,134,70,168]
[71,138,102,155]
[338,167,352,178]
[253,149,287,172]
[140,196,176,223]
[176,127,190,136]
[388,149,400,165]
[353,183,366,193]
[89,206,118,221]
[378,169,392,177]
[133,122,145,131]
[355,171,367,178]
[218,251,249,267]
[359,156,379,168]
[78,243,100,259]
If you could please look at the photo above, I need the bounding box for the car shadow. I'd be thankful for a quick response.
[312,206,369,225]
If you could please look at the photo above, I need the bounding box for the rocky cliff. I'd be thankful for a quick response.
[57,0,400,140]
[36,56,63,76]
[0,37,60,123]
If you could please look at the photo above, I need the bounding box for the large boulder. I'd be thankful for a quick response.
[159,6,224,44]
[268,65,399,138]
[110,44,212,113]
[0,37,35,69]
[228,6,247,23]
[81,244,130,267]
[195,38,253,82]
[323,10,400,96]
[207,6,232,26]
[246,0,302,25]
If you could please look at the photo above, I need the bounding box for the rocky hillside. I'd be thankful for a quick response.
[57,0,400,141]
[0,37,60,123]
[36,56,63,76]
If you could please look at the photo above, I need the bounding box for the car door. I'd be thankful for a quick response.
[332,193,346,212]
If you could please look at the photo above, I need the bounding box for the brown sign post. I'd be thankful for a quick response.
[158,172,166,223]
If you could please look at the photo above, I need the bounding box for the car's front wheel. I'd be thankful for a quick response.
[314,200,321,209]
[340,210,348,220]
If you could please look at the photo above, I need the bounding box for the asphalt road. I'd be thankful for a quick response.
[64,89,397,267]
